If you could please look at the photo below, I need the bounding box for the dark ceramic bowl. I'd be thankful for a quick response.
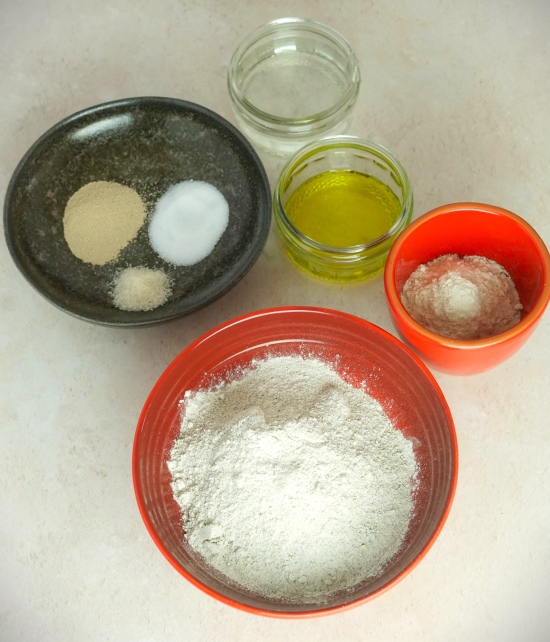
[4,97,271,326]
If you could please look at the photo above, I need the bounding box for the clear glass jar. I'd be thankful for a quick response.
[227,17,361,156]
[274,136,414,282]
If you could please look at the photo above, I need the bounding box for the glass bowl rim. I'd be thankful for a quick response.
[227,17,361,128]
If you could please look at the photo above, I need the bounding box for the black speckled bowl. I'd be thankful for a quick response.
[4,97,271,326]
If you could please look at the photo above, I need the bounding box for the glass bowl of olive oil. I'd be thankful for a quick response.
[273,136,413,282]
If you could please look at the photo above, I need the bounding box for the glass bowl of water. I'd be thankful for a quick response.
[227,17,361,156]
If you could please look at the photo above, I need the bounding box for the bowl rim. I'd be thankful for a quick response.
[3,96,272,327]
[227,17,361,128]
[384,202,550,348]
[132,305,458,618]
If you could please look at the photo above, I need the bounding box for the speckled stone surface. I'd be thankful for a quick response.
[1,0,550,640]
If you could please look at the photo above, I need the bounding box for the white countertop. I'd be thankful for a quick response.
[1,1,549,640]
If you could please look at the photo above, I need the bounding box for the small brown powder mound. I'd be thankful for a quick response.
[63,181,146,265]
[111,267,171,311]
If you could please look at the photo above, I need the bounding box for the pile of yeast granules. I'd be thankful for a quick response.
[167,355,418,603]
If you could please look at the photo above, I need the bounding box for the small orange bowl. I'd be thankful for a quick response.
[384,203,550,375]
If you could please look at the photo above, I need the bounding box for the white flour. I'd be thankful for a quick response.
[167,355,418,602]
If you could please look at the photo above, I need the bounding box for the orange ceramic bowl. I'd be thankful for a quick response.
[384,203,550,375]
[133,307,457,617]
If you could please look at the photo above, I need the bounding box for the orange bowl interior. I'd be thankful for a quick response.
[384,204,550,374]
[390,204,549,318]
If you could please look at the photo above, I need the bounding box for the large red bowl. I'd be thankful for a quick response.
[132,307,457,617]
[384,203,550,375]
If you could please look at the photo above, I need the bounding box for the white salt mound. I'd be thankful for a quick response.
[148,180,229,266]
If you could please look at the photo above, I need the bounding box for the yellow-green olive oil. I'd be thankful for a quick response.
[285,170,401,247]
